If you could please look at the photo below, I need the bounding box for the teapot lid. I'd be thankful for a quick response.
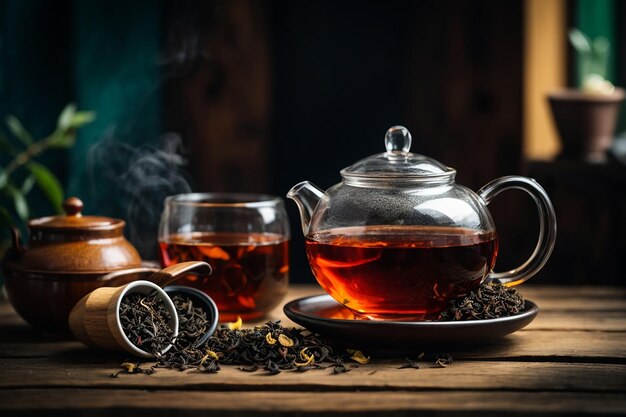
[28,197,125,239]
[340,126,455,185]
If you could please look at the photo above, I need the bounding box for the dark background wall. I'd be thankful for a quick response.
[1,0,625,284]
[162,0,527,283]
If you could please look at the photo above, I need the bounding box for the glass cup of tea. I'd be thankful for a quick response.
[158,193,290,322]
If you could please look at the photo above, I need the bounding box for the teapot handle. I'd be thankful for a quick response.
[478,176,557,286]
[9,227,25,256]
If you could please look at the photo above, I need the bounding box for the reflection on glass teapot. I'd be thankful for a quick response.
[288,126,556,320]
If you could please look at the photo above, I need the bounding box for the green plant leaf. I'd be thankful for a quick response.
[4,183,29,221]
[0,130,18,155]
[591,37,610,78]
[26,162,64,213]
[569,28,592,54]
[57,103,77,131]
[592,36,610,55]
[0,172,7,189]
[0,205,13,228]
[50,105,94,147]
[69,111,96,128]
[47,131,77,149]
[21,174,36,195]
[5,115,33,146]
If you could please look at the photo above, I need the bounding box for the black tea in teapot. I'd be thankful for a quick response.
[306,225,498,320]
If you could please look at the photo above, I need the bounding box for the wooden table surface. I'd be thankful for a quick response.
[1,284,625,416]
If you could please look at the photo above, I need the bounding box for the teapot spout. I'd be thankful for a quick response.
[287,181,325,235]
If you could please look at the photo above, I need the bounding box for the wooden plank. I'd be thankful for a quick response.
[0,359,624,393]
[1,389,626,416]
[267,285,626,318]
[526,311,626,332]
[1,285,624,328]
[521,297,626,312]
[278,286,626,313]
[458,330,626,361]
[281,284,626,301]
[1,301,625,359]
[0,330,624,362]
[1,286,624,359]
[520,286,626,298]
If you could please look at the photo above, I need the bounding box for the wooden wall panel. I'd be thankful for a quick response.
[164,0,271,193]
[523,0,565,161]
[406,0,524,189]
[165,0,527,281]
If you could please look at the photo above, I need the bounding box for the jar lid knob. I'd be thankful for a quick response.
[384,125,412,154]
[63,197,84,217]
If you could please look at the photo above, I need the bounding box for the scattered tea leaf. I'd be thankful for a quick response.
[110,361,155,378]
[121,362,136,372]
[278,334,294,347]
[265,333,277,345]
[265,359,281,375]
[228,316,243,330]
[238,364,259,372]
[434,354,454,368]
[295,348,315,367]
[349,350,370,364]
[198,360,220,373]
[333,362,349,374]
[202,349,219,362]
[398,357,420,369]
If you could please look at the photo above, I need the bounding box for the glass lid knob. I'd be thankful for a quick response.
[384,125,412,154]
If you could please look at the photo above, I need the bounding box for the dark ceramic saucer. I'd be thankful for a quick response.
[284,294,538,353]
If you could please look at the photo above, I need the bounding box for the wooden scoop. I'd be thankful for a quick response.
[68,261,212,358]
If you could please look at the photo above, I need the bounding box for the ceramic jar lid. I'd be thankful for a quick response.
[28,197,126,241]
[9,197,141,273]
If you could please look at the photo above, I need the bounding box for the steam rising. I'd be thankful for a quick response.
[82,1,222,259]
[87,133,192,259]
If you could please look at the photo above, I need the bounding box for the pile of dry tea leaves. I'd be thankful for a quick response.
[160,321,367,374]
[169,294,210,349]
[436,281,525,321]
[119,291,174,355]
[112,319,454,377]
[112,320,372,376]
[111,281,524,378]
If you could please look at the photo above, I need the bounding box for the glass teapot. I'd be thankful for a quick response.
[287,126,556,320]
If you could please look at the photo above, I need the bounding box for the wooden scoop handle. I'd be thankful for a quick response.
[147,261,212,288]
[101,267,160,288]
[101,262,212,288]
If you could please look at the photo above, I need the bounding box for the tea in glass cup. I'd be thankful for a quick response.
[159,193,290,321]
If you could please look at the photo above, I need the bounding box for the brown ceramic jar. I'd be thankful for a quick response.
[1,197,143,332]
